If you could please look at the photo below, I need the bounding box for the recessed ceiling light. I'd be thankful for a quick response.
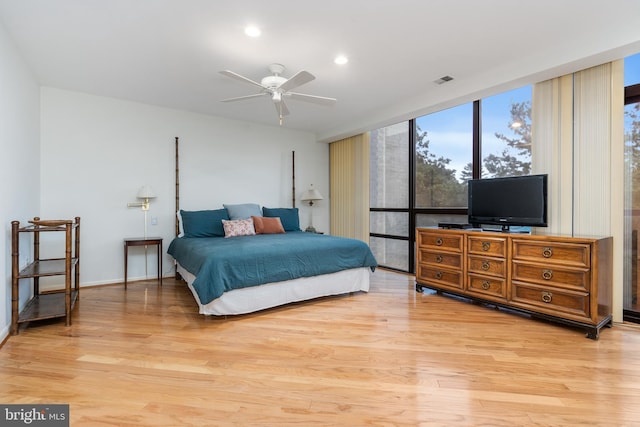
[244,25,261,37]
[334,55,348,65]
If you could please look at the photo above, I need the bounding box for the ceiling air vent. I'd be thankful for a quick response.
[434,75,454,85]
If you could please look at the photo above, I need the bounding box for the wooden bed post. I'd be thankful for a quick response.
[175,136,182,281]
[175,136,180,237]
[292,150,296,208]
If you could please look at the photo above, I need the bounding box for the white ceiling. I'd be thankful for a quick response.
[1,0,639,142]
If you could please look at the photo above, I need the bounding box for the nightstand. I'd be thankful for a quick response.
[124,237,163,289]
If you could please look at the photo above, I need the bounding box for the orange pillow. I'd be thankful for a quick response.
[252,216,285,234]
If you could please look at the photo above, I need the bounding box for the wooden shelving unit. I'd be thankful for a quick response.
[11,217,80,335]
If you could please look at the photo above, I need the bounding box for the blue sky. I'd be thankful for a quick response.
[416,86,531,179]
[625,53,640,86]
[415,52,640,180]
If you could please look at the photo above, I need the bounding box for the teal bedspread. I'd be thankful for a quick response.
[167,231,377,304]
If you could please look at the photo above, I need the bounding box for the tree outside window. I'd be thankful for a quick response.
[414,86,532,210]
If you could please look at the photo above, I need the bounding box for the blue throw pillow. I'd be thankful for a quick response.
[180,209,229,237]
[223,203,262,220]
[262,207,301,232]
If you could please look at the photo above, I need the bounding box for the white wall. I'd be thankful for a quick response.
[39,88,328,286]
[0,23,40,339]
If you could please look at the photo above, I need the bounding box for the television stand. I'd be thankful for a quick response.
[481,225,511,232]
[481,226,531,234]
[438,222,472,229]
[415,227,613,339]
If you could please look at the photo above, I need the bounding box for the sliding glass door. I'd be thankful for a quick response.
[623,54,640,322]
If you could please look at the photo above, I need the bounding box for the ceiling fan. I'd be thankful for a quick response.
[220,63,336,125]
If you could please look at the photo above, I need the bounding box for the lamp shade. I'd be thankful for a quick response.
[137,185,156,199]
[301,185,323,202]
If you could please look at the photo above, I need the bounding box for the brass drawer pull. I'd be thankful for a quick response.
[542,247,553,258]
[482,242,491,251]
[481,261,490,271]
[436,238,443,246]
[435,255,443,263]
[481,281,490,290]
[435,271,443,280]
[541,291,553,303]
[542,269,553,280]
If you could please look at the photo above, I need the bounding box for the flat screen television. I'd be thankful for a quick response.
[468,174,548,231]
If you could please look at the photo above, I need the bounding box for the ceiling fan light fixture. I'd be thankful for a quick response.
[261,75,287,89]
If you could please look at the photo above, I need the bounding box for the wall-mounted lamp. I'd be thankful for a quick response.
[300,184,323,233]
[127,185,157,238]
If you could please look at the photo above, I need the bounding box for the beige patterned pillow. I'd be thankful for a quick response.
[222,218,256,238]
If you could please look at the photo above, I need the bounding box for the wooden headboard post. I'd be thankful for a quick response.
[175,136,180,237]
[292,150,296,208]
[174,136,183,281]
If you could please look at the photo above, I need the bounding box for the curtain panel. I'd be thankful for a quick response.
[532,60,624,321]
[329,133,370,242]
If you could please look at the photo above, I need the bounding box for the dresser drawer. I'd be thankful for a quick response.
[468,235,507,257]
[511,282,590,321]
[467,274,507,300]
[418,231,464,253]
[467,255,506,278]
[512,261,589,291]
[419,249,462,269]
[512,240,590,268]
[417,264,463,290]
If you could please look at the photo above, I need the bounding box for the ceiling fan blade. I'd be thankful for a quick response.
[220,93,268,102]
[279,70,315,92]
[286,92,337,106]
[275,99,290,117]
[220,70,266,89]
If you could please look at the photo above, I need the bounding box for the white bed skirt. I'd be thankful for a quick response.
[176,263,371,316]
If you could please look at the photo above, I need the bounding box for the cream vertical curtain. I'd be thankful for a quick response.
[532,60,624,321]
[329,133,370,242]
[533,61,623,235]
[532,74,574,235]
[573,63,611,235]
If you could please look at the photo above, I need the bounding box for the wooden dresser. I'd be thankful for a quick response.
[416,227,613,339]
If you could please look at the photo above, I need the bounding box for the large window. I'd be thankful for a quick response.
[370,86,532,272]
[623,52,640,322]
[481,86,532,177]
[415,103,472,208]
[370,123,410,271]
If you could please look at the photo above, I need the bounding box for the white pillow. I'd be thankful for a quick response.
[222,218,256,238]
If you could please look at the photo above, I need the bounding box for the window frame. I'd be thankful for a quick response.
[369,100,482,273]
[370,93,537,273]
[623,81,640,323]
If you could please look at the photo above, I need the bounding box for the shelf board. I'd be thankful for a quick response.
[18,259,78,278]
[17,290,79,324]
[19,222,79,233]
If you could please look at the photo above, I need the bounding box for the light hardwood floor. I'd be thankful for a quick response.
[1,269,640,426]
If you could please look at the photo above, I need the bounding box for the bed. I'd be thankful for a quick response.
[168,138,377,315]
